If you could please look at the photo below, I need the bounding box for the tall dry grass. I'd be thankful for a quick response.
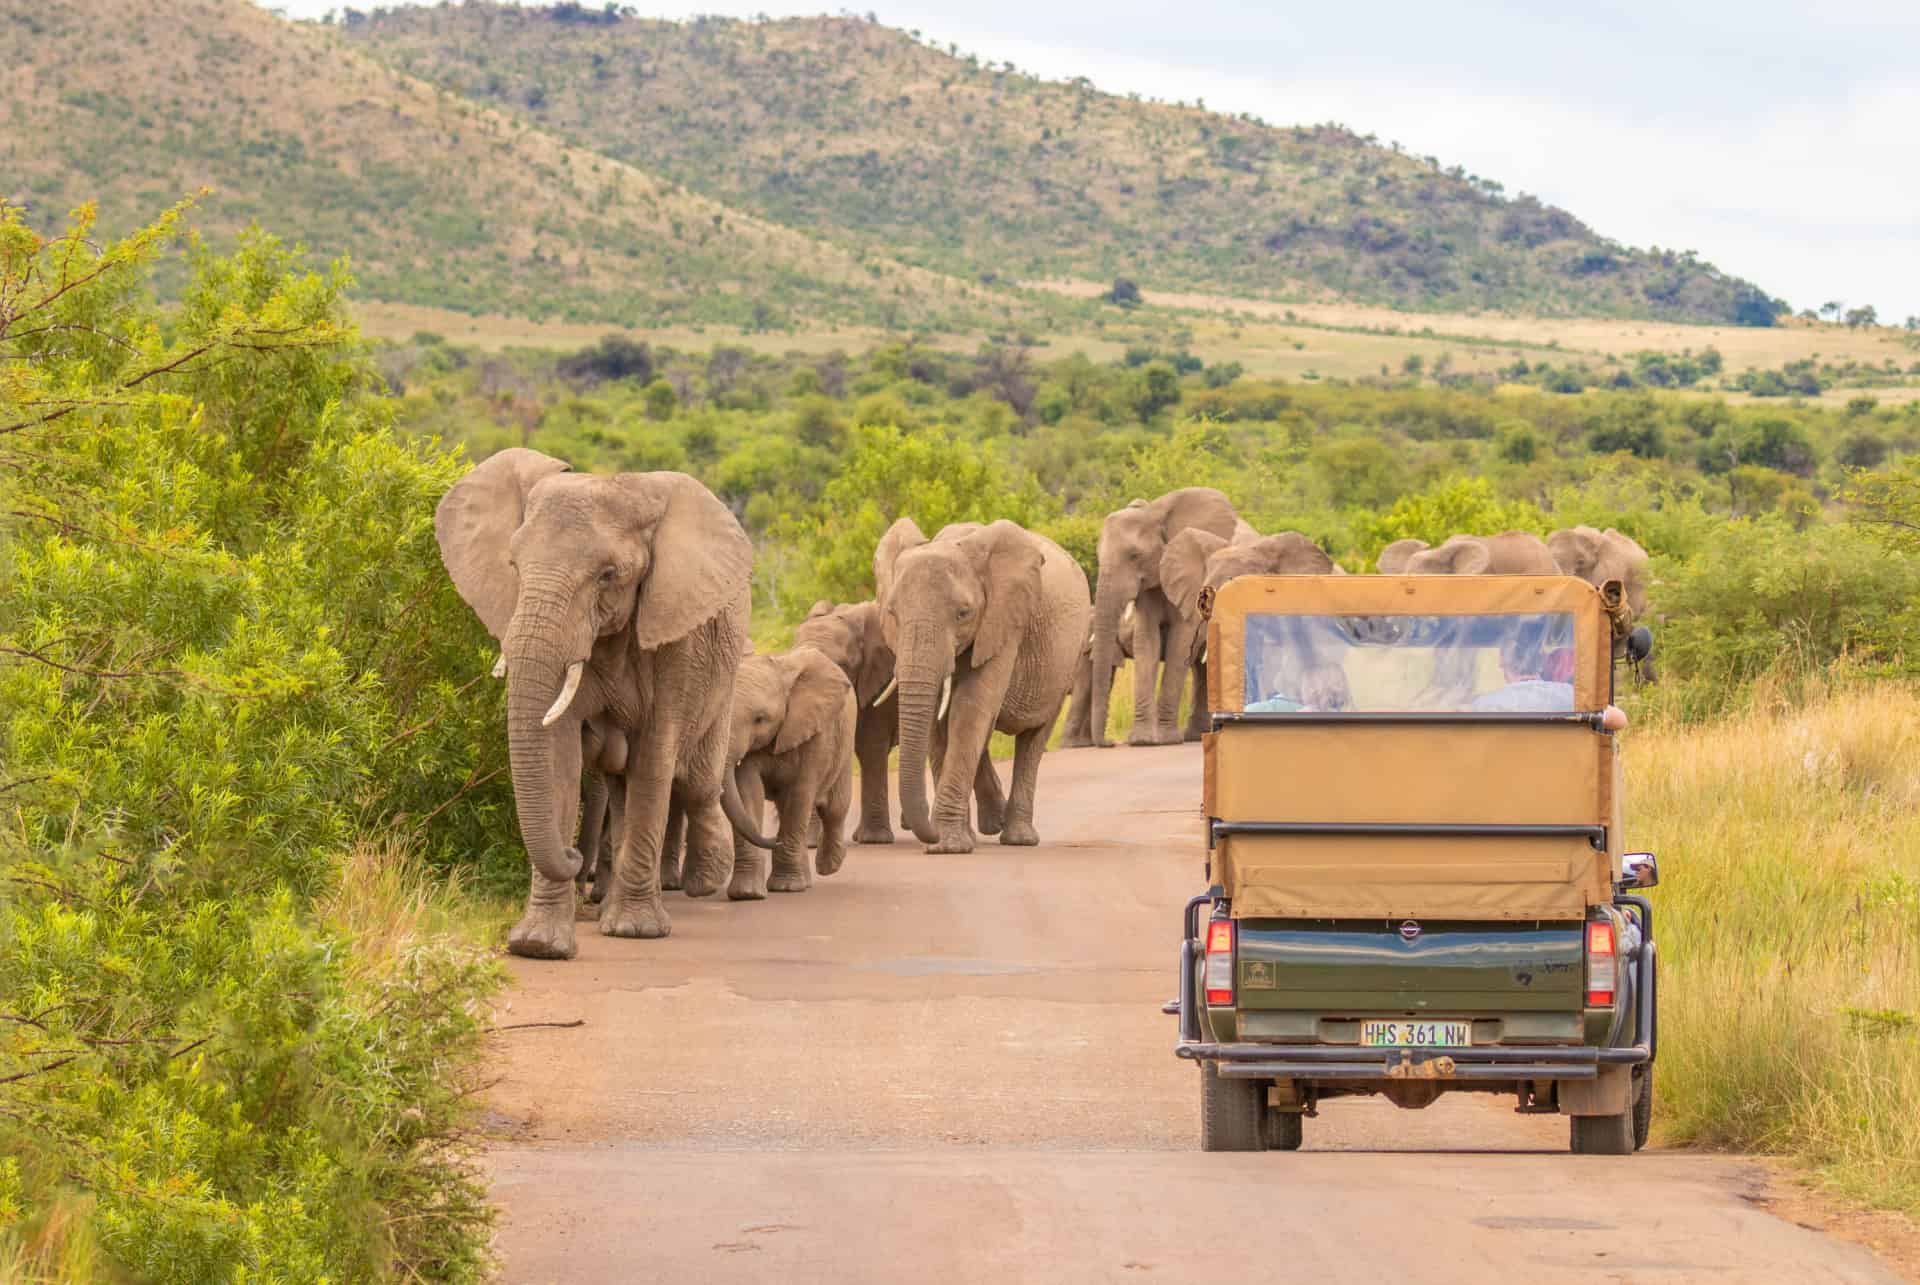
[1629,685,1920,1209]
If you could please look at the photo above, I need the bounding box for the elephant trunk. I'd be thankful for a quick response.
[1086,575,1131,747]
[503,632,586,885]
[721,762,775,850]
[892,621,949,844]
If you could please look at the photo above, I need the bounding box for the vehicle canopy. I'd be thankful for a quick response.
[1201,574,1624,922]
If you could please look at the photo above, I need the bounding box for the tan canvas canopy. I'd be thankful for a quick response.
[1201,575,1621,921]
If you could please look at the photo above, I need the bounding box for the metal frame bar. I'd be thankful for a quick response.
[1211,711,1607,730]
[1210,820,1607,850]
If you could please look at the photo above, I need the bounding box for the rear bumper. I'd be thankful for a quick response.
[1173,1040,1648,1081]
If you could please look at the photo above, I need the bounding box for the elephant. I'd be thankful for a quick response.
[1161,530,1341,714]
[434,447,772,958]
[794,599,905,845]
[1549,525,1654,678]
[1386,530,1560,576]
[1065,488,1247,748]
[875,517,1091,853]
[724,646,856,898]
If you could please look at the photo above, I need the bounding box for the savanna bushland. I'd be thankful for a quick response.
[3,190,1919,1278]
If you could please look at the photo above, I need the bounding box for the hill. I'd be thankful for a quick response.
[338,4,1778,325]
[0,0,1010,329]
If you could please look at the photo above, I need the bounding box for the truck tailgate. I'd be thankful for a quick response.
[1234,920,1585,1013]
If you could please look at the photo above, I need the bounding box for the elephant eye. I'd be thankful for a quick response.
[955,605,972,620]
[598,566,617,585]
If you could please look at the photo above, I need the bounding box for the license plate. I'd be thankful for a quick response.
[1359,1020,1472,1048]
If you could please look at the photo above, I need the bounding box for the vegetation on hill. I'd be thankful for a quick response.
[0,202,508,1280]
[0,0,1009,330]
[339,3,1782,324]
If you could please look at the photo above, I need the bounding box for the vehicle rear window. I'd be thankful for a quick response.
[1242,612,1578,713]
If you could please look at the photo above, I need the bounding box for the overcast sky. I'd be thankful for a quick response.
[277,0,1918,322]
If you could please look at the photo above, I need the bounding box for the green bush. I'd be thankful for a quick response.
[0,202,505,1279]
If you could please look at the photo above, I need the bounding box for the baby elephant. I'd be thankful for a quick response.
[726,646,857,899]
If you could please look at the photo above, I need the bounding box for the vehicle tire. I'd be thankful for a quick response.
[1569,1108,1634,1155]
[1265,1108,1304,1152]
[1631,1066,1653,1152]
[1199,1064,1266,1152]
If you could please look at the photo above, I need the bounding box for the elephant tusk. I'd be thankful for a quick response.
[541,661,585,728]
[937,674,952,722]
[491,653,507,679]
[871,675,897,707]
[1121,600,1134,630]
[1199,644,1208,665]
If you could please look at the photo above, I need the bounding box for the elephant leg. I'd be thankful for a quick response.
[805,814,823,850]
[680,722,738,897]
[817,760,853,878]
[1059,650,1095,748]
[590,776,623,904]
[767,784,815,893]
[928,675,1000,854]
[599,751,675,940]
[1152,615,1197,746]
[1000,723,1048,847]
[577,768,609,898]
[973,748,1006,835]
[507,720,584,960]
[1127,598,1167,746]
[726,767,770,901]
[1185,654,1210,741]
[852,704,896,845]
[684,790,734,905]
[657,790,684,892]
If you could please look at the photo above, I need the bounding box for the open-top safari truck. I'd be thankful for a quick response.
[1171,573,1660,1154]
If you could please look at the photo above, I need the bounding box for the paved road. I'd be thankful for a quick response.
[480,744,1898,1284]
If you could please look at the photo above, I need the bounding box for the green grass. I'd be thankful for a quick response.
[1631,685,1920,1209]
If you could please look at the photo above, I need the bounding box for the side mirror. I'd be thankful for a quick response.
[1620,851,1659,890]
[1626,626,1654,664]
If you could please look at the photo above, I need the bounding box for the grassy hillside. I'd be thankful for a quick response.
[0,0,1012,329]
[339,4,1779,324]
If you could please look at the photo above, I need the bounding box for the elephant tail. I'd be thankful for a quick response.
[721,762,775,850]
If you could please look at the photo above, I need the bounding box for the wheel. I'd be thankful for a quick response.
[1632,1065,1653,1151]
[1199,1064,1266,1152]
[1265,1107,1303,1151]
[1569,1107,1634,1155]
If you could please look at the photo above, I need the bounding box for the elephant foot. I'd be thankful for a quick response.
[599,895,670,940]
[1183,726,1206,743]
[681,868,725,898]
[1125,729,1159,747]
[976,805,1005,836]
[852,822,896,845]
[1000,819,1040,846]
[507,902,578,960]
[816,837,847,877]
[728,868,768,900]
[768,869,813,893]
[926,824,977,855]
[1060,733,1094,749]
[659,856,683,892]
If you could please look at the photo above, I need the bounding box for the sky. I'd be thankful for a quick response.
[277,0,1919,322]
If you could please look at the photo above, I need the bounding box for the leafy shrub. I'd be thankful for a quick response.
[0,202,505,1280]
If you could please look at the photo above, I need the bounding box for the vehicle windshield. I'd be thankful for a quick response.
[1242,612,1578,713]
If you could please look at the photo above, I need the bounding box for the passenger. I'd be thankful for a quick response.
[1471,620,1575,712]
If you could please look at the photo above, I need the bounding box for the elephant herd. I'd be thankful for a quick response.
[433,451,1650,962]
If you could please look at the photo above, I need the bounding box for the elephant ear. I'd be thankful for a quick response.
[1434,536,1493,575]
[961,520,1044,669]
[873,517,927,602]
[1376,538,1428,574]
[1231,518,1260,546]
[775,648,850,754]
[1548,527,1603,578]
[804,599,834,621]
[621,472,754,651]
[1161,528,1230,621]
[434,447,571,639]
[852,601,894,707]
[1155,486,1240,542]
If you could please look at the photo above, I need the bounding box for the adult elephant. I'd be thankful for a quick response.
[1549,525,1654,677]
[1068,488,1245,748]
[876,517,1090,853]
[435,448,770,959]
[1386,531,1560,576]
[725,647,856,899]
[1161,530,1341,713]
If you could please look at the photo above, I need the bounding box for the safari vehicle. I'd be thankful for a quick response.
[1170,573,1659,1154]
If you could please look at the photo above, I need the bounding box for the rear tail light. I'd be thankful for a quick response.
[1204,919,1235,1005]
[1586,920,1616,1006]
